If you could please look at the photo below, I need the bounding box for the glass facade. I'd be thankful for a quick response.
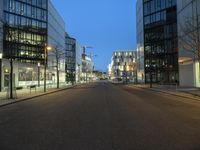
[136,0,145,83]
[0,0,3,54]
[48,0,65,72]
[65,33,76,82]
[3,0,48,65]
[143,0,178,84]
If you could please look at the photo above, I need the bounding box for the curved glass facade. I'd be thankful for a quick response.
[48,0,65,72]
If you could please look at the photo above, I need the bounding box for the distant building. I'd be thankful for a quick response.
[109,51,137,82]
[75,43,83,83]
[82,55,94,82]
[65,33,76,83]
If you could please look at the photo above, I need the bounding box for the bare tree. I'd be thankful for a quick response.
[0,18,16,98]
[179,20,200,60]
[144,29,164,87]
[179,3,200,65]
[49,45,65,89]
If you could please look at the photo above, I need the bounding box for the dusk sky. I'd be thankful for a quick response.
[51,0,137,72]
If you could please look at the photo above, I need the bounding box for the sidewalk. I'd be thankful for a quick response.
[127,84,200,101]
[0,83,76,107]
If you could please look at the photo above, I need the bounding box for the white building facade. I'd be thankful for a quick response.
[110,51,137,82]
[177,0,200,87]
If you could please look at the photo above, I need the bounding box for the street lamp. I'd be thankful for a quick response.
[150,53,153,88]
[38,62,40,87]
[10,58,14,99]
[44,45,52,92]
[0,52,2,92]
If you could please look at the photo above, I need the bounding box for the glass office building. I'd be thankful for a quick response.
[65,33,76,83]
[47,0,66,83]
[143,0,178,84]
[3,0,48,65]
[0,0,67,89]
[136,0,145,83]
[48,0,65,68]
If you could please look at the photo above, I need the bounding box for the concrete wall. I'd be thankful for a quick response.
[179,63,195,87]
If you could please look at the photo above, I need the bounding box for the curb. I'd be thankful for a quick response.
[0,85,77,108]
[127,85,200,101]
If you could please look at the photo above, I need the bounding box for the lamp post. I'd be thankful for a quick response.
[38,62,40,87]
[123,63,127,84]
[195,0,200,79]
[150,53,153,88]
[57,66,59,88]
[44,45,52,92]
[10,58,13,99]
[0,53,2,92]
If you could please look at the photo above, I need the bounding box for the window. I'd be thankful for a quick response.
[144,16,150,25]
[156,0,161,11]
[156,12,161,21]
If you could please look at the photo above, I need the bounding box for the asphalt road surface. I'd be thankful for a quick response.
[0,81,200,150]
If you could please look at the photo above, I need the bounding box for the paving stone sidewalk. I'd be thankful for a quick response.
[128,84,200,101]
[0,83,75,107]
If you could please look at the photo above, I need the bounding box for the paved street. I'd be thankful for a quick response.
[0,82,200,150]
